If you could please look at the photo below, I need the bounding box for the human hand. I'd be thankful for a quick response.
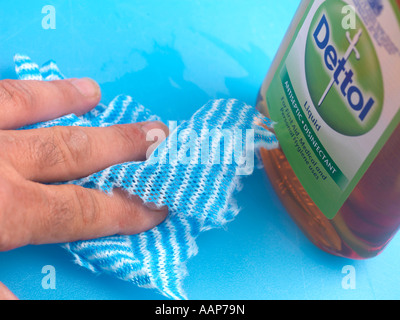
[0,78,169,299]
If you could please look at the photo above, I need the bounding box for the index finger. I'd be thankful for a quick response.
[0,282,18,300]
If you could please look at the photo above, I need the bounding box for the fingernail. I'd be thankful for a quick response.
[145,203,169,225]
[140,121,169,144]
[144,202,169,212]
[140,121,169,136]
[69,78,100,98]
[140,121,169,160]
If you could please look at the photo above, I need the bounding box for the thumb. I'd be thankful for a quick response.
[0,282,18,300]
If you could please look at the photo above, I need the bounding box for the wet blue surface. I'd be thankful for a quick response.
[0,0,399,300]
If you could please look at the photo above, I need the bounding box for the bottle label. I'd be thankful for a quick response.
[266,0,400,219]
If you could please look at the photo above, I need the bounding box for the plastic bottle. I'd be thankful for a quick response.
[257,0,400,259]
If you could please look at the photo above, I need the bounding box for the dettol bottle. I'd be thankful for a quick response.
[257,0,400,259]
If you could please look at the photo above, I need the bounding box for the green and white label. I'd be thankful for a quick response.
[266,0,400,219]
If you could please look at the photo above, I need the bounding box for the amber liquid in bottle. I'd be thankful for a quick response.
[257,1,400,259]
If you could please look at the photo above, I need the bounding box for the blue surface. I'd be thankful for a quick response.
[0,0,399,300]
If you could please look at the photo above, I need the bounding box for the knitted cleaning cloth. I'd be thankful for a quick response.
[13,54,279,300]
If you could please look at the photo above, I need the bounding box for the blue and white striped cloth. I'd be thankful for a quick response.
[13,54,278,300]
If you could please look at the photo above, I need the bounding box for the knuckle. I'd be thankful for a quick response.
[29,134,64,169]
[0,80,34,111]
[72,187,100,230]
[45,191,75,233]
[0,231,11,252]
[0,216,9,252]
[114,124,146,149]
[0,134,15,161]
[36,187,80,244]
[54,126,91,168]
[0,176,16,251]
[0,132,64,171]
[114,192,145,235]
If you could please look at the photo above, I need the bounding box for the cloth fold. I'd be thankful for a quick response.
[13,54,278,300]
